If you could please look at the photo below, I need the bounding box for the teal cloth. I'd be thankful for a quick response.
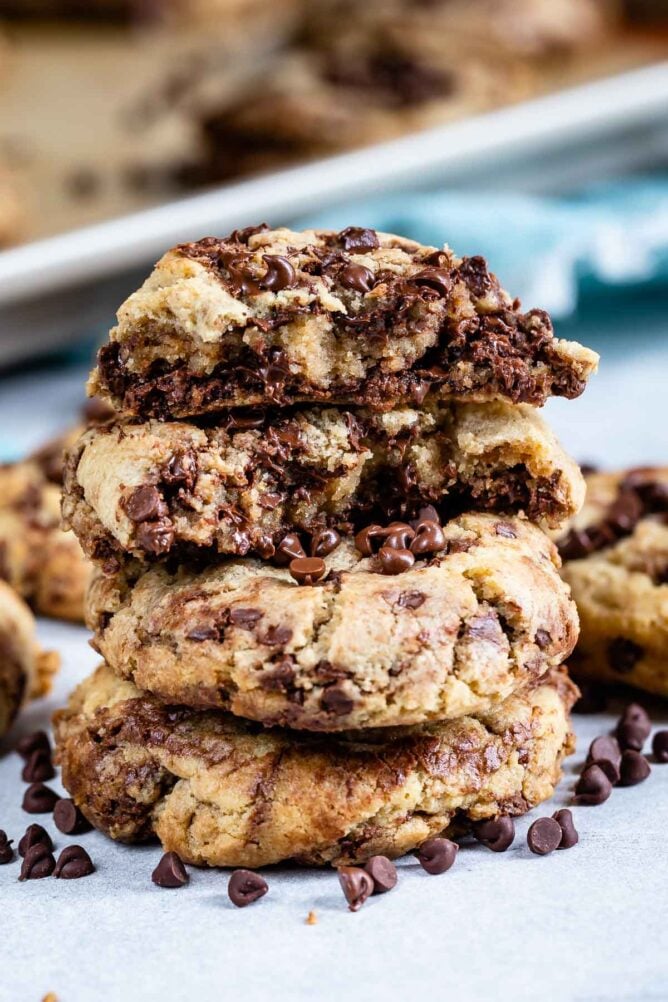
[300,178,668,319]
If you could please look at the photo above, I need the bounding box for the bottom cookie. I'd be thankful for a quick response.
[54,664,577,868]
[0,581,59,738]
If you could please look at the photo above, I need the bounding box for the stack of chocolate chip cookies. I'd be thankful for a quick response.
[56,224,598,869]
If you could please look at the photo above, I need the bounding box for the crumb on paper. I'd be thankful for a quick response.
[306,910,318,926]
[42,994,58,1002]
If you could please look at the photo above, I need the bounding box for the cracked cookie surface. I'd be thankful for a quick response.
[89,226,598,417]
[54,662,577,868]
[557,466,668,697]
[62,399,583,567]
[0,580,58,738]
[87,513,578,730]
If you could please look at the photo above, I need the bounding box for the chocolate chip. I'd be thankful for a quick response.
[619,750,651,787]
[652,730,668,762]
[337,866,374,911]
[410,520,446,555]
[415,837,458,874]
[473,816,515,852]
[321,684,354,716]
[364,855,397,893]
[535,629,551,650]
[18,823,53,857]
[19,842,56,880]
[616,703,651,750]
[396,590,426,609]
[152,851,189,888]
[22,783,60,814]
[275,532,306,565]
[122,484,166,523]
[228,869,268,907]
[161,450,197,490]
[310,528,340,558]
[378,546,415,575]
[186,625,219,641]
[607,637,643,674]
[408,267,452,297]
[340,263,374,293]
[0,831,14,865]
[135,520,175,555]
[587,735,622,783]
[16,730,50,760]
[262,625,293,646]
[337,227,379,253]
[289,557,326,585]
[54,845,95,879]
[527,817,562,856]
[574,764,612,805]
[354,523,385,556]
[21,748,55,783]
[606,487,643,534]
[229,607,263,629]
[260,255,296,292]
[53,799,92,836]
[552,809,579,849]
[495,522,517,539]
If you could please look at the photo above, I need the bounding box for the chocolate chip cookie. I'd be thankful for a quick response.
[54,662,576,867]
[87,512,578,730]
[0,449,91,623]
[0,580,58,738]
[62,398,583,568]
[89,227,598,418]
[557,467,668,698]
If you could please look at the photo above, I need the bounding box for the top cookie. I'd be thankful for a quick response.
[89,226,598,418]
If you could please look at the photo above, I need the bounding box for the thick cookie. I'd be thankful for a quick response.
[87,513,578,730]
[62,399,584,567]
[89,227,598,417]
[54,663,577,867]
[0,581,58,739]
[557,467,668,698]
[0,449,91,623]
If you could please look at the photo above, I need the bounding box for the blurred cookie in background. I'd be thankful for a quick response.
[0,579,58,739]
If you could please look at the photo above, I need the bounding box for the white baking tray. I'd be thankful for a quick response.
[0,61,666,365]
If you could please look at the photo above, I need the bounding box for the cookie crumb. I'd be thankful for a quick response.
[42,994,58,1002]
[306,910,318,925]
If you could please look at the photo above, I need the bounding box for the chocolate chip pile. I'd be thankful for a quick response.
[51,222,602,904]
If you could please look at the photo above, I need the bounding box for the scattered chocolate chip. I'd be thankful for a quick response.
[354,523,384,556]
[310,528,341,558]
[275,532,306,565]
[135,520,175,555]
[289,556,326,585]
[378,546,415,575]
[161,450,197,490]
[552,809,579,849]
[16,730,50,761]
[53,799,92,836]
[186,625,218,641]
[618,750,651,787]
[340,263,375,293]
[21,748,55,784]
[652,730,668,762]
[337,866,374,911]
[495,522,517,539]
[54,845,95,879]
[607,637,644,674]
[527,817,562,855]
[616,703,651,750]
[574,764,612,805]
[228,869,268,907]
[535,629,551,650]
[19,843,55,880]
[473,816,515,852]
[409,267,452,297]
[337,227,379,253]
[415,837,458,874]
[0,831,14,864]
[587,735,621,782]
[262,624,293,647]
[19,824,53,857]
[410,520,446,555]
[396,590,426,609]
[229,607,263,629]
[320,684,354,716]
[22,783,60,814]
[364,855,398,893]
[152,851,189,888]
[260,255,295,292]
[122,484,166,523]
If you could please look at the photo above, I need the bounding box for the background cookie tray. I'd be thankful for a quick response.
[0,60,666,368]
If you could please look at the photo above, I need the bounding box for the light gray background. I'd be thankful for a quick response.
[1,300,668,1002]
